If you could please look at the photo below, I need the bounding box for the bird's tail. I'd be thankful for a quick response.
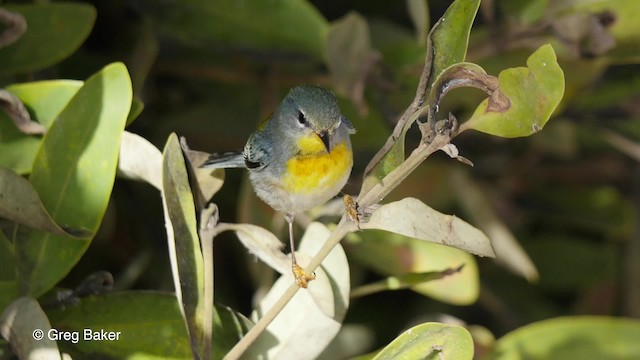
[201,151,246,169]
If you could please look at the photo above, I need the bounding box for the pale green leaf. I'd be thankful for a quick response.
[226,223,289,275]
[118,131,163,190]
[0,80,83,174]
[161,133,205,358]
[373,322,474,360]
[484,316,640,360]
[247,223,349,359]
[361,197,495,257]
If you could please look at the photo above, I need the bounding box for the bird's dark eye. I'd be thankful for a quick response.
[297,111,307,125]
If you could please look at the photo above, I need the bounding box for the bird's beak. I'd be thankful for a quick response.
[317,130,331,153]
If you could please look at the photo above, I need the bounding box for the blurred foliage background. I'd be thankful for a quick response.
[1,0,640,358]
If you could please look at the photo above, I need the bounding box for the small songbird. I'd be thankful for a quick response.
[201,85,355,287]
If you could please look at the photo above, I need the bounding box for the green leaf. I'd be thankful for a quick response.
[427,0,480,89]
[0,3,96,75]
[325,12,376,114]
[0,297,62,359]
[498,0,549,24]
[484,316,640,360]
[0,282,19,313]
[0,231,15,282]
[15,63,132,298]
[126,97,145,126]
[46,292,192,359]
[347,231,480,305]
[46,292,252,360]
[0,231,18,310]
[0,80,83,174]
[406,0,429,46]
[161,133,205,358]
[144,0,328,59]
[461,44,565,137]
[0,168,89,238]
[350,266,465,299]
[362,0,479,191]
[373,322,474,360]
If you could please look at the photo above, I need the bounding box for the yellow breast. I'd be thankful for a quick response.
[283,135,352,194]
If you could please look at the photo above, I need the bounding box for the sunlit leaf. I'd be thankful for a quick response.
[484,316,640,360]
[361,197,495,257]
[161,133,205,358]
[0,80,82,174]
[118,131,162,190]
[0,297,62,359]
[225,223,289,275]
[14,63,132,298]
[0,3,96,75]
[373,322,474,360]
[461,44,565,137]
[247,223,349,359]
[298,222,350,320]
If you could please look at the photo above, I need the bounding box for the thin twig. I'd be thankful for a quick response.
[363,20,442,177]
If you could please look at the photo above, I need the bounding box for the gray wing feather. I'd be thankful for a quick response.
[201,151,246,169]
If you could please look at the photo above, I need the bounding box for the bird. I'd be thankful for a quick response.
[201,85,355,287]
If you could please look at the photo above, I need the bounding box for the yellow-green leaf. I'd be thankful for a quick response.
[462,44,565,137]
[14,63,132,298]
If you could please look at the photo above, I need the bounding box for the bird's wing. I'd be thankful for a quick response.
[243,131,270,171]
[201,151,246,169]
